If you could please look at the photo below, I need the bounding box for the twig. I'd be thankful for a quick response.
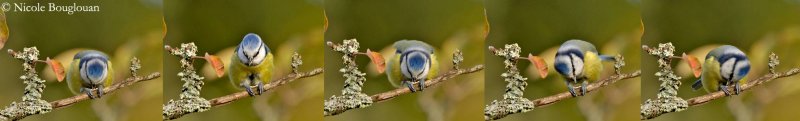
[639,44,800,119]
[529,70,641,108]
[370,65,484,103]
[162,43,322,120]
[208,68,323,107]
[484,44,640,120]
[324,39,484,116]
[1,48,161,121]
[50,73,162,109]
[687,53,800,105]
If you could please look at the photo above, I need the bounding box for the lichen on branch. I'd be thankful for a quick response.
[1,47,53,121]
[163,43,211,120]
[640,43,688,120]
[323,39,373,116]
[484,44,534,121]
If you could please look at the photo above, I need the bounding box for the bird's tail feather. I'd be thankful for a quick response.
[599,55,615,61]
[692,79,703,91]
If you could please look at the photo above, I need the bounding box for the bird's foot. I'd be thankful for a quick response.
[405,81,417,92]
[97,85,104,98]
[243,84,257,96]
[581,81,588,96]
[720,85,732,96]
[419,79,426,91]
[567,82,577,97]
[82,88,95,99]
[257,81,265,95]
[734,83,741,95]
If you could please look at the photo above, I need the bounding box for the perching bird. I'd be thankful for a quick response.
[387,40,439,92]
[229,33,274,96]
[692,45,750,95]
[554,40,614,97]
[67,50,114,99]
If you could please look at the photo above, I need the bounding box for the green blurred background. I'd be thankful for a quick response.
[642,0,800,121]
[485,0,642,121]
[0,0,163,121]
[323,0,485,121]
[163,0,324,121]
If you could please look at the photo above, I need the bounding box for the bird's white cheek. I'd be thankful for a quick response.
[570,54,584,76]
[252,51,266,64]
[237,49,249,64]
[555,55,573,75]
[720,58,736,80]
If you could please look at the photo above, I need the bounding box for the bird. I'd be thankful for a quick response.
[387,40,438,92]
[228,33,274,96]
[553,39,614,97]
[67,50,114,99]
[692,45,750,95]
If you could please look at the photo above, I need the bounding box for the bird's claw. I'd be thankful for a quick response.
[720,85,732,96]
[82,87,103,99]
[257,82,265,95]
[581,81,587,96]
[244,84,256,96]
[419,79,426,91]
[566,82,577,97]
[734,83,741,95]
[97,85,104,98]
[405,81,417,92]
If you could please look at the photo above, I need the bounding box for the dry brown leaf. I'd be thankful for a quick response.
[367,49,386,73]
[323,11,329,33]
[683,53,702,78]
[162,17,167,40]
[205,53,225,77]
[528,54,548,78]
[0,11,8,49]
[47,58,66,82]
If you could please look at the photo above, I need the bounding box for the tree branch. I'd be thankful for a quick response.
[530,70,641,108]
[370,65,484,103]
[50,72,161,109]
[208,68,323,107]
[685,68,800,107]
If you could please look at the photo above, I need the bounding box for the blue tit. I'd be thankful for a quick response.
[387,40,439,92]
[229,33,274,96]
[692,45,750,95]
[554,39,614,97]
[67,50,114,99]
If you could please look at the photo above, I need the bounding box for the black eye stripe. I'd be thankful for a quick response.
[729,60,738,81]
[569,54,576,78]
